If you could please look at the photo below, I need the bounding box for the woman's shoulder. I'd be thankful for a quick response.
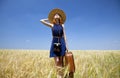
[62,24,64,28]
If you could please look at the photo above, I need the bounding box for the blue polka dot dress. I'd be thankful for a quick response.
[50,24,66,57]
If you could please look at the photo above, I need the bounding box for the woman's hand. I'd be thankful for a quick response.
[66,47,68,52]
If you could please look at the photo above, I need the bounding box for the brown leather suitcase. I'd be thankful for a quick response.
[65,51,75,73]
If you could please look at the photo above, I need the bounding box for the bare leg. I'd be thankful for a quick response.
[54,56,64,78]
[54,56,64,67]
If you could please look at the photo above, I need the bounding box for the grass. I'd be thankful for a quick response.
[0,49,120,78]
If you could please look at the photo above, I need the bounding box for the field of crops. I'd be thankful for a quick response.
[0,49,120,78]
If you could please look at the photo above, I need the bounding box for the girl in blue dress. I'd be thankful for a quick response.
[40,8,68,78]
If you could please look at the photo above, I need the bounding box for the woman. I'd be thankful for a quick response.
[40,8,68,78]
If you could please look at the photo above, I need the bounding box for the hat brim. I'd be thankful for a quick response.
[48,8,66,24]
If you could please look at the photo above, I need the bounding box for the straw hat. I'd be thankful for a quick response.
[48,8,66,24]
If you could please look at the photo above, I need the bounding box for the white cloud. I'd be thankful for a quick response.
[25,40,30,43]
[113,40,120,44]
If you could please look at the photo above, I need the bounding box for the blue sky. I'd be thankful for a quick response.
[0,0,120,50]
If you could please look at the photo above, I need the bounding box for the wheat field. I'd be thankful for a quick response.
[0,49,120,78]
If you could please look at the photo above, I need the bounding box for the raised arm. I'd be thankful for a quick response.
[62,24,69,51]
[40,18,53,28]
